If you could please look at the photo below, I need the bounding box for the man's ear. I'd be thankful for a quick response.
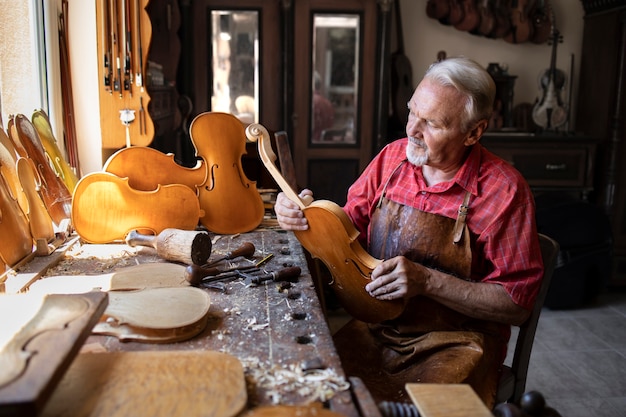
[464,119,488,146]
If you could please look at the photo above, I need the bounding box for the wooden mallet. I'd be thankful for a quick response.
[125,228,212,265]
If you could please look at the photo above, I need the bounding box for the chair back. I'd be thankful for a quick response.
[496,233,560,404]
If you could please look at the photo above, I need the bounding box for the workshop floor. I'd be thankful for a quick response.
[326,289,626,417]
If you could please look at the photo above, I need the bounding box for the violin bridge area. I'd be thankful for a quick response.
[1,229,358,415]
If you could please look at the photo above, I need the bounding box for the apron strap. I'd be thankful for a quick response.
[377,159,407,209]
[453,191,471,244]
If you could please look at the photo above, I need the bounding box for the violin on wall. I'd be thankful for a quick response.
[532,27,568,130]
[246,122,405,323]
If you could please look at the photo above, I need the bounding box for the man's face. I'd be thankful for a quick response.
[405,78,473,170]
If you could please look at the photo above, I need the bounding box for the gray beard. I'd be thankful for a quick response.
[406,137,428,166]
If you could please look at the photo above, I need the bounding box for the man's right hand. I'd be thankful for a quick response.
[274,190,312,231]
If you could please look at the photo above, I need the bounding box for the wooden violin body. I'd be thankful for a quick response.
[246,123,404,323]
[103,146,207,192]
[505,0,532,44]
[0,167,33,268]
[454,0,480,32]
[11,114,72,225]
[31,109,80,192]
[71,172,202,243]
[190,112,264,234]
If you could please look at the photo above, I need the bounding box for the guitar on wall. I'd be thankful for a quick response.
[532,25,568,130]
[389,0,414,139]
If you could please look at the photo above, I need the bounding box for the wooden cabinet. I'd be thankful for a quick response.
[576,1,626,286]
[181,0,392,201]
[481,133,597,200]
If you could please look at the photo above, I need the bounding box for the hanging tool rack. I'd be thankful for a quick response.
[96,0,154,148]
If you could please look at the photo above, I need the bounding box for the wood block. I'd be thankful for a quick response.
[405,383,493,417]
[41,350,247,417]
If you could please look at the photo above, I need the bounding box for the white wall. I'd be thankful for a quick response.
[67,0,102,175]
[400,0,584,130]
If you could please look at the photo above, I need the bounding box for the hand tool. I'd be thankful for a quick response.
[203,241,255,267]
[185,263,258,286]
[242,266,301,285]
[185,252,274,285]
[125,228,212,265]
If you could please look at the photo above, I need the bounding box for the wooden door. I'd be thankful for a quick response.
[292,0,381,205]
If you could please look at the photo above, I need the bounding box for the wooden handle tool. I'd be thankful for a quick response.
[125,228,212,265]
[203,242,255,267]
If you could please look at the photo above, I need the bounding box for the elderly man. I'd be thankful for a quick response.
[274,57,544,408]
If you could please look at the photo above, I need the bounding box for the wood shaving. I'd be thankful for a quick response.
[245,317,270,331]
[239,358,350,405]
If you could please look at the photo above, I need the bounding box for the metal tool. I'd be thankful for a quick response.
[202,241,255,267]
[185,263,259,286]
[242,266,301,286]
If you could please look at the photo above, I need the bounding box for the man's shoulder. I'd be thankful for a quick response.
[478,144,527,184]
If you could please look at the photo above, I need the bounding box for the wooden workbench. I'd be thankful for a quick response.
[27,228,369,416]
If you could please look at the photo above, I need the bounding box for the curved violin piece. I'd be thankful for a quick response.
[0,169,33,268]
[0,122,28,214]
[190,112,264,234]
[103,146,207,193]
[72,172,202,244]
[16,157,56,244]
[12,114,72,225]
[31,109,80,192]
[246,123,405,323]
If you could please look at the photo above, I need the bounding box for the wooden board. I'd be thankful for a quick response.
[0,291,108,417]
[405,384,493,417]
[41,350,247,417]
[27,262,188,295]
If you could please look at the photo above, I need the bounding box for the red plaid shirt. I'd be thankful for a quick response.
[344,138,544,311]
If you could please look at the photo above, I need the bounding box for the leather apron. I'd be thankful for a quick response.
[333,164,506,408]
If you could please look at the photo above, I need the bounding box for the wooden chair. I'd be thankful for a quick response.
[495,233,560,404]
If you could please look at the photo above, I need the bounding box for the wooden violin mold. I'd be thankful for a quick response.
[246,123,404,323]
[71,172,203,243]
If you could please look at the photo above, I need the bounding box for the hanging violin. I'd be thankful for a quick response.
[246,122,405,323]
[532,26,568,130]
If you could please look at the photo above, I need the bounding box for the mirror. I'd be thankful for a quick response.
[311,14,360,145]
[210,10,259,125]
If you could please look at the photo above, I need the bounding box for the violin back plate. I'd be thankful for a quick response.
[103,146,207,192]
[92,287,211,343]
[71,172,201,243]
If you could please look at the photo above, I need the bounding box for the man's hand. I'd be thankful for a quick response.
[274,190,313,231]
[365,256,530,325]
[366,257,429,300]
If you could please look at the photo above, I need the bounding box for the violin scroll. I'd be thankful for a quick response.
[245,124,313,207]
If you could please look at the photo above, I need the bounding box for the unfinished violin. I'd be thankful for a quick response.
[103,146,207,192]
[246,123,404,323]
[190,112,264,234]
[71,172,202,243]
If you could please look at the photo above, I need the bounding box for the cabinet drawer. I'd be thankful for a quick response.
[490,147,590,188]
